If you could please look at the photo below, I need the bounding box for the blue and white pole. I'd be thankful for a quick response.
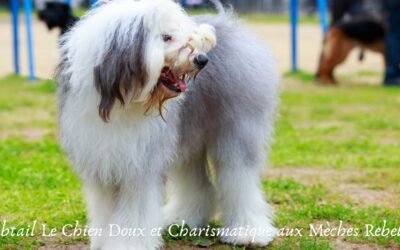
[317,0,329,35]
[290,0,298,73]
[24,0,36,80]
[90,0,98,7]
[11,0,20,75]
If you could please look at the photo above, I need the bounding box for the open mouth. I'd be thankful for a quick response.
[158,67,187,94]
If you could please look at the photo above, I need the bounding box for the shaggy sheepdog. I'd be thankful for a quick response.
[56,0,279,249]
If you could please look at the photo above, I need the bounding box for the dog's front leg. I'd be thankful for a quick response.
[84,181,116,250]
[99,175,164,250]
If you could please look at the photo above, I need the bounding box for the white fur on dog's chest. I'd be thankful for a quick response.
[59,91,178,184]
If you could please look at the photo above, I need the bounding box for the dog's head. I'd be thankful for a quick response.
[38,2,77,34]
[60,0,216,122]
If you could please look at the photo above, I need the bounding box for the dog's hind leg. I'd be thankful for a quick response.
[210,122,277,246]
[317,27,355,84]
[164,150,216,229]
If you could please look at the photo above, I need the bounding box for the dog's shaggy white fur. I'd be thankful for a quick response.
[56,0,279,249]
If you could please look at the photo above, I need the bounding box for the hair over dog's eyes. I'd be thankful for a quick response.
[162,34,172,42]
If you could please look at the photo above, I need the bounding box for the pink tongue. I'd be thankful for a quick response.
[179,80,186,92]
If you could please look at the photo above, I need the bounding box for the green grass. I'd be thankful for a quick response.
[0,74,399,249]
[273,76,400,169]
[284,70,316,83]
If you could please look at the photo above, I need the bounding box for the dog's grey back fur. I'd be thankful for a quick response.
[179,13,280,166]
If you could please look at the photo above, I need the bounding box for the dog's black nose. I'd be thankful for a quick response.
[194,54,209,69]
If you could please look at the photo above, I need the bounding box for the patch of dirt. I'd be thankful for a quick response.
[39,243,89,250]
[339,184,398,210]
[0,128,51,141]
[38,242,244,250]
[265,167,399,209]
[333,238,396,250]
[37,240,397,250]
[0,108,54,124]
[166,243,232,249]
[266,167,354,185]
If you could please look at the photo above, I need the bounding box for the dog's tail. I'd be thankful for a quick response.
[358,49,365,61]
[209,0,233,15]
[209,0,224,13]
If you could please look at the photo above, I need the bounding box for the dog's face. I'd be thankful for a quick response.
[141,3,217,114]
[81,0,217,121]
[38,2,75,30]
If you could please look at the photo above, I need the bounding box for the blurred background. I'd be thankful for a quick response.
[0,0,387,83]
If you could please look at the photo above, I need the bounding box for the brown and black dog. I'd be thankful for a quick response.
[316,0,386,84]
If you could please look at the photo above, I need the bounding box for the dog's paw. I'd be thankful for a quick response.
[102,236,163,250]
[163,205,181,228]
[220,225,277,247]
[163,203,210,229]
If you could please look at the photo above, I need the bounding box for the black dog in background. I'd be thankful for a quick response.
[38,2,78,36]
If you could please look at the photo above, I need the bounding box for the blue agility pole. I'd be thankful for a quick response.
[23,0,36,80]
[290,0,298,73]
[90,0,97,7]
[65,0,72,6]
[317,0,329,35]
[11,0,20,75]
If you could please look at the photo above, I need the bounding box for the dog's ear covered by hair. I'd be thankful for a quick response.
[94,20,148,122]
